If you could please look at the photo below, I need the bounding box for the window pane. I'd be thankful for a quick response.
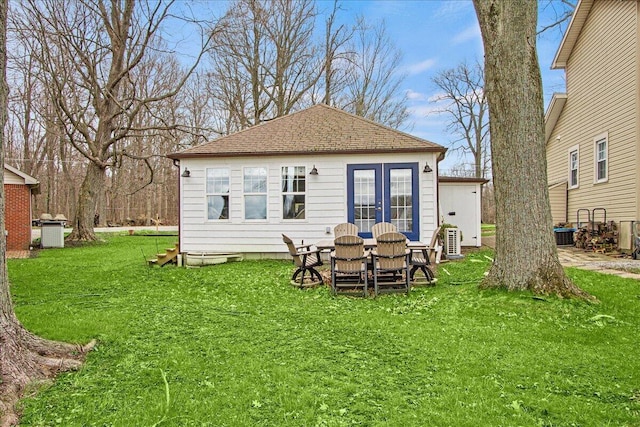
[353,170,376,232]
[283,194,305,219]
[281,166,306,193]
[596,139,607,180]
[244,167,267,193]
[245,195,267,219]
[206,169,229,194]
[207,195,229,220]
[597,140,606,161]
[390,169,413,232]
[598,160,607,181]
[569,151,578,187]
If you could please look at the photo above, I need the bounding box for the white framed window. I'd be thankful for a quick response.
[594,133,608,183]
[206,168,230,220]
[568,146,579,189]
[243,167,267,220]
[281,166,306,220]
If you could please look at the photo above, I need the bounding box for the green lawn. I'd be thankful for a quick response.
[481,223,496,237]
[8,233,640,426]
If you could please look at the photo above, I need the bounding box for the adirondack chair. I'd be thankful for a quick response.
[409,226,441,284]
[371,222,397,239]
[282,234,323,287]
[330,235,369,296]
[371,232,410,296]
[334,222,358,237]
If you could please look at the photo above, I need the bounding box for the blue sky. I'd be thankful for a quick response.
[174,1,571,172]
[330,0,571,171]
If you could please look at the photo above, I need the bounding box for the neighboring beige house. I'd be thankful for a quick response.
[169,104,483,258]
[545,0,640,247]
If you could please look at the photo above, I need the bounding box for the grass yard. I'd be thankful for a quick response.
[481,224,496,237]
[8,233,640,426]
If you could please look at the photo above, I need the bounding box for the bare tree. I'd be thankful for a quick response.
[341,17,409,129]
[432,61,490,179]
[0,1,94,423]
[13,0,212,241]
[209,0,321,130]
[320,0,354,106]
[538,0,577,35]
[473,0,591,299]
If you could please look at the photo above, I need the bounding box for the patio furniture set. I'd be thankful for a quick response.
[283,223,440,297]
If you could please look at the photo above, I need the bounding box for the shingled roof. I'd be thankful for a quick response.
[169,104,446,159]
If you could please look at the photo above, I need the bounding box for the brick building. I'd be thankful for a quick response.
[4,164,39,251]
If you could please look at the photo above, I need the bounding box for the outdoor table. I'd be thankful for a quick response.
[314,238,435,282]
[315,238,376,251]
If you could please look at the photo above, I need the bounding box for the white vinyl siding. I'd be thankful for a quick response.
[545,1,638,222]
[594,134,608,183]
[568,145,579,189]
[178,153,440,256]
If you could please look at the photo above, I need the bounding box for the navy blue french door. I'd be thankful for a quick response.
[347,163,419,241]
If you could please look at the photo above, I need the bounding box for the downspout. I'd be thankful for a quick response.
[172,158,182,260]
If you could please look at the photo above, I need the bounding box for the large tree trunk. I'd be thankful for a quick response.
[0,2,94,424]
[473,0,592,300]
[66,162,105,242]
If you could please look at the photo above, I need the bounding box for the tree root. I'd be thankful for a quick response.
[481,263,598,303]
[0,320,95,427]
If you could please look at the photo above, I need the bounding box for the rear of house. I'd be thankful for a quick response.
[170,105,448,259]
[545,0,640,242]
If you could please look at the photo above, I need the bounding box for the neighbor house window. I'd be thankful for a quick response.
[282,166,306,219]
[594,134,608,183]
[244,167,267,219]
[568,147,579,189]
[206,168,229,220]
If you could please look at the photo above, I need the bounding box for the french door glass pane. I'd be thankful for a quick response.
[353,169,376,232]
[389,169,412,232]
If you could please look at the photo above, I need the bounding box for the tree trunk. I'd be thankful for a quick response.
[0,2,94,424]
[473,0,593,300]
[66,161,105,242]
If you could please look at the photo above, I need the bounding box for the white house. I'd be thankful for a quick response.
[169,104,458,259]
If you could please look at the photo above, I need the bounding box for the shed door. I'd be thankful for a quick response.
[439,183,479,246]
[347,163,419,241]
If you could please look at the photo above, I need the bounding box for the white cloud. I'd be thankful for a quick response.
[433,1,471,20]
[452,24,481,45]
[404,58,437,76]
[406,89,427,101]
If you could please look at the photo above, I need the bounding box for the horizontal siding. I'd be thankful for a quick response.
[549,182,567,224]
[179,153,439,254]
[3,169,24,185]
[547,0,638,224]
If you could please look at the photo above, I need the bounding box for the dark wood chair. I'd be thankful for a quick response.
[371,232,410,296]
[282,234,323,287]
[334,222,358,237]
[331,235,369,296]
[409,226,440,284]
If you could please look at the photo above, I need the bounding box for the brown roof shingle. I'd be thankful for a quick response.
[169,104,446,159]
